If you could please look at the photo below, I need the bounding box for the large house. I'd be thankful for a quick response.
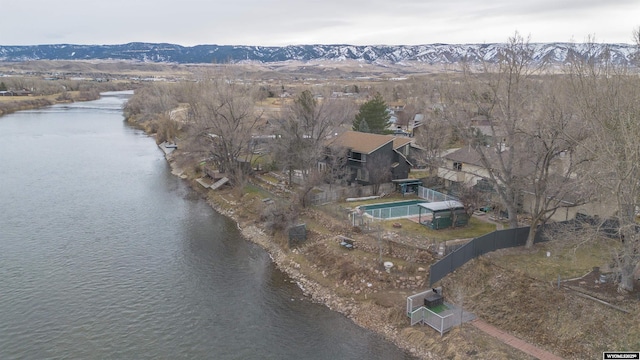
[326,131,413,186]
[437,146,616,221]
[438,146,495,189]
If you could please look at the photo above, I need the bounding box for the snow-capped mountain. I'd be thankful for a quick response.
[0,42,636,65]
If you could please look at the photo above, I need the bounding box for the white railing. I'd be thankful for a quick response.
[410,307,426,326]
[408,305,455,337]
[418,186,458,203]
[422,308,454,337]
[406,289,432,315]
[364,204,422,219]
[406,287,458,336]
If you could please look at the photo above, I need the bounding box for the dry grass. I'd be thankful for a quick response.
[385,217,496,241]
[485,239,614,282]
[443,257,640,359]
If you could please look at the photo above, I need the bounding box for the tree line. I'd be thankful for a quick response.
[123,29,640,291]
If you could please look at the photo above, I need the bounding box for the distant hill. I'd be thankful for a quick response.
[0,42,636,65]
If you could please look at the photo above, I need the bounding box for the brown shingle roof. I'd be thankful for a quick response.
[444,146,488,167]
[329,131,395,154]
[392,137,412,150]
[445,146,535,177]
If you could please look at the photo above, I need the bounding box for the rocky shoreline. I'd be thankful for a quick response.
[164,153,434,359]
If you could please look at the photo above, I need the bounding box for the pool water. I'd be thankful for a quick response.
[360,200,425,219]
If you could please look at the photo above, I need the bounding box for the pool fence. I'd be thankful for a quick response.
[418,186,458,203]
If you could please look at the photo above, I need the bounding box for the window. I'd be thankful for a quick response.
[453,162,462,171]
[349,152,366,162]
[356,168,369,181]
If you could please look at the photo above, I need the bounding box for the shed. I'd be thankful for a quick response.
[417,200,469,229]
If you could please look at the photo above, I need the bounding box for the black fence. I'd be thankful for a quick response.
[428,214,633,287]
[429,225,547,287]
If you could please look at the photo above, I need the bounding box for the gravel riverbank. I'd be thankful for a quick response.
[164,152,435,359]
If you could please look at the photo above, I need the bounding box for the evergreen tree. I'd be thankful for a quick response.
[352,93,391,134]
[0,82,7,91]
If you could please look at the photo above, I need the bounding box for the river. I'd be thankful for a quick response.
[0,92,413,359]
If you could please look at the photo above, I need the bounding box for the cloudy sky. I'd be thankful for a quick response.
[3,0,638,46]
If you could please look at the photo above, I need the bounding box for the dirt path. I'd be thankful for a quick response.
[471,319,564,360]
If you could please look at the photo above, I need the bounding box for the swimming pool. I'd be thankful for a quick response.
[360,199,425,219]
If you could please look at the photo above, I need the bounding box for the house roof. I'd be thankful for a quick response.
[444,146,535,178]
[392,137,412,150]
[329,131,396,154]
[444,146,491,167]
[418,200,464,212]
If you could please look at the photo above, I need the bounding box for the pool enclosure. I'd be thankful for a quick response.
[417,200,469,229]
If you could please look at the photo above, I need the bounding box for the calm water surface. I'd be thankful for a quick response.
[0,92,413,359]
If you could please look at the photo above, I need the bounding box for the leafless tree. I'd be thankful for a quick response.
[455,185,486,219]
[271,88,355,186]
[322,145,350,189]
[441,33,595,248]
[123,84,178,122]
[412,111,452,172]
[296,168,326,208]
[565,37,640,291]
[518,77,593,248]
[183,75,262,186]
[443,32,542,229]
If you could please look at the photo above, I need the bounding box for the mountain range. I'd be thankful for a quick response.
[0,42,636,65]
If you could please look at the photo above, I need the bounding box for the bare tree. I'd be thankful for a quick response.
[123,83,178,122]
[441,33,595,248]
[519,77,593,248]
[455,185,486,219]
[271,115,308,186]
[184,75,262,186]
[322,145,350,189]
[566,37,640,291]
[412,112,452,172]
[296,168,326,208]
[271,88,355,186]
[444,32,542,229]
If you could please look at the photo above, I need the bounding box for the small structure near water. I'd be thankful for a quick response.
[407,287,476,336]
[417,200,469,230]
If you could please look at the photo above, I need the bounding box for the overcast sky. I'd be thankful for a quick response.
[3,0,638,46]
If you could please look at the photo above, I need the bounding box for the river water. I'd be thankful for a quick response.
[0,92,413,359]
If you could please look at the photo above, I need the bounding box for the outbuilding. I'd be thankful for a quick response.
[417,200,469,229]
